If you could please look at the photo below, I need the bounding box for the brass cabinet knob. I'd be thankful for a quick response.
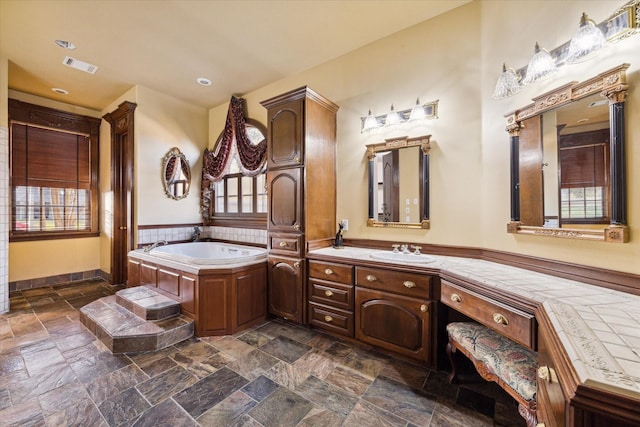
[366,275,377,282]
[420,304,428,312]
[279,241,288,247]
[293,261,301,268]
[324,268,334,275]
[324,290,333,297]
[537,366,557,383]
[324,315,333,323]
[493,313,509,325]
[450,293,462,303]
[293,224,300,230]
[403,281,416,289]
[537,366,549,381]
[294,156,301,163]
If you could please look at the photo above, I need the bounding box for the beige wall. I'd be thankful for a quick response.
[210,0,640,275]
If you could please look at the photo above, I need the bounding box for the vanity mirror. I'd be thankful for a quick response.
[162,147,191,200]
[366,135,431,229]
[506,64,629,242]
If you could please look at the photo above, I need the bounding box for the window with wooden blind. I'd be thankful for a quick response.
[559,128,609,224]
[9,99,101,241]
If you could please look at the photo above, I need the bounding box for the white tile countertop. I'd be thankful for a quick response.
[309,246,640,400]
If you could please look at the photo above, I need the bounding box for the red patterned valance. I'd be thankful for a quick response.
[202,96,266,182]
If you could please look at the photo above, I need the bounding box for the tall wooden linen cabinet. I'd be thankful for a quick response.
[261,87,339,324]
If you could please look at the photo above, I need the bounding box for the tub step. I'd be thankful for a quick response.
[79,295,193,354]
[115,286,181,321]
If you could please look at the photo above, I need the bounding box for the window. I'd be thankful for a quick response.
[203,119,267,229]
[559,137,609,224]
[9,99,100,241]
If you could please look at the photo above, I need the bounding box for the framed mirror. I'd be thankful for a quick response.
[366,135,431,229]
[162,147,191,200]
[506,64,629,242]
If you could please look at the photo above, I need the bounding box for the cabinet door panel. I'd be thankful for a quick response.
[267,99,303,168]
[268,168,302,232]
[355,287,431,362]
[158,268,180,296]
[268,256,304,323]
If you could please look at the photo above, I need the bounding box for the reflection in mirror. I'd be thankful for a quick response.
[506,64,629,242]
[162,147,191,200]
[366,135,430,229]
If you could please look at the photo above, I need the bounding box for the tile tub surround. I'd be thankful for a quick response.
[309,246,640,401]
[1,279,525,426]
[137,225,267,246]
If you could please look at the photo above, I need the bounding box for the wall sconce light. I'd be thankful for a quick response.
[492,63,521,99]
[565,12,608,63]
[522,43,557,84]
[491,0,640,100]
[360,99,438,132]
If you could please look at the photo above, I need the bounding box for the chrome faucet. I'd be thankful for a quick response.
[191,226,202,242]
[144,239,167,252]
[401,244,410,254]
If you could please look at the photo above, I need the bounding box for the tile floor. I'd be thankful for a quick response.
[1,280,525,426]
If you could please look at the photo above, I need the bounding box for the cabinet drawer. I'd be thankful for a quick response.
[308,260,353,284]
[308,302,353,337]
[441,280,535,349]
[269,233,302,256]
[308,279,353,311]
[356,267,432,299]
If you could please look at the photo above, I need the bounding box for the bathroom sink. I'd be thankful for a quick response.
[370,251,436,263]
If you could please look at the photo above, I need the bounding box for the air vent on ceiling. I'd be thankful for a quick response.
[62,56,99,74]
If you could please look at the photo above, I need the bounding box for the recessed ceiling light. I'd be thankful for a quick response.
[55,39,76,50]
[52,88,69,95]
[196,77,212,86]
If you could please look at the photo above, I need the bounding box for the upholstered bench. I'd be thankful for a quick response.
[446,322,538,427]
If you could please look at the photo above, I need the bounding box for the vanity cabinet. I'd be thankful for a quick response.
[261,87,339,324]
[355,266,436,365]
[536,308,640,427]
[308,260,354,337]
[441,279,536,350]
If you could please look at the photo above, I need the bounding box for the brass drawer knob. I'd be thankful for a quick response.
[279,241,288,247]
[324,268,334,275]
[293,224,300,230]
[324,315,333,323]
[450,293,462,303]
[403,281,416,288]
[420,304,428,312]
[293,261,301,268]
[493,313,509,325]
[537,366,549,381]
[366,275,377,282]
[295,156,301,163]
[324,290,334,297]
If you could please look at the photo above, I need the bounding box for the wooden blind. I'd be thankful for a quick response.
[11,123,91,190]
[559,128,609,189]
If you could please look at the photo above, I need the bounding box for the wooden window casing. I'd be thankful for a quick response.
[9,99,101,241]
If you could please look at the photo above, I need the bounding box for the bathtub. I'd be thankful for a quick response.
[127,241,268,336]
[148,241,267,266]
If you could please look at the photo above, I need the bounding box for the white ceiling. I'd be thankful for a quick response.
[0,0,469,111]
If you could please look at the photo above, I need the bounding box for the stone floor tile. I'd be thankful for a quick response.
[69,350,131,384]
[0,388,11,411]
[248,387,314,427]
[8,361,76,402]
[293,348,339,380]
[197,390,257,426]
[237,329,272,347]
[173,366,249,419]
[259,335,311,364]
[45,397,107,427]
[136,365,198,405]
[343,400,407,427]
[324,364,373,396]
[295,375,359,417]
[98,387,151,427]
[227,348,280,380]
[254,320,318,344]
[241,375,279,402]
[86,363,150,404]
[296,406,345,427]
[37,382,91,416]
[0,399,45,427]
[362,375,437,426]
[456,386,496,419]
[429,401,493,427]
[264,360,311,389]
[210,336,256,360]
[131,398,199,427]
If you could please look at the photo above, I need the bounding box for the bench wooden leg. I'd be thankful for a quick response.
[518,402,538,427]
[446,339,458,383]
